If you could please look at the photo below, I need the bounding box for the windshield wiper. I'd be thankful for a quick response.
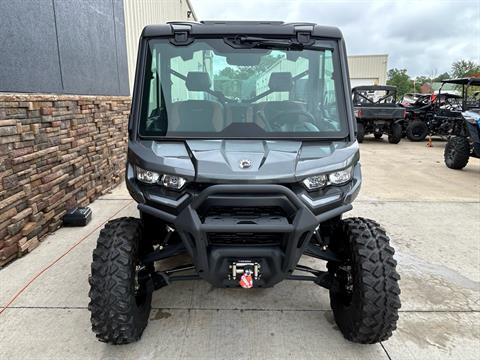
[227,36,304,50]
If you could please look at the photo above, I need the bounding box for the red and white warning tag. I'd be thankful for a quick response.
[239,273,253,289]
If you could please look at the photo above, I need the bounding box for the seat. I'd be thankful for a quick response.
[169,100,224,132]
[168,72,224,132]
[252,72,307,130]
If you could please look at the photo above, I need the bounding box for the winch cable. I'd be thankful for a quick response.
[0,199,133,315]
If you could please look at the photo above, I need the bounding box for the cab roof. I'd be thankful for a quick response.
[141,21,343,39]
[441,78,480,86]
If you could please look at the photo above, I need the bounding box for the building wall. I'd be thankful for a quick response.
[0,0,129,95]
[124,0,197,92]
[348,54,388,87]
[0,94,130,267]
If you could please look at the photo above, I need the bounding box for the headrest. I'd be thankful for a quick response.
[186,72,211,91]
[268,72,293,92]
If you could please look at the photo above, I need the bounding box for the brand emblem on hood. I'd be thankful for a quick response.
[239,159,252,169]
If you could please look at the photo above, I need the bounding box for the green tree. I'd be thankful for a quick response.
[433,72,450,82]
[451,60,480,78]
[386,68,412,97]
[214,54,284,98]
[216,54,283,81]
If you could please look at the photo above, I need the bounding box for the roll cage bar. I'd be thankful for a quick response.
[352,86,397,105]
[438,77,480,110]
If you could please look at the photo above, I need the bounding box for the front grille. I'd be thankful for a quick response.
[207,232,283,246]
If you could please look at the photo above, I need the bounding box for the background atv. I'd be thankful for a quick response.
[88,21,401,346]
[352,85,405,144]
[403,79,480,142]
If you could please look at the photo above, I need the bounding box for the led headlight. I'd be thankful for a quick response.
[302,174,328,190]
[160,174,186,190]
[302,166,353,190]
[135,166,186,190]
[328,166,353,185]
[136,166,160,184]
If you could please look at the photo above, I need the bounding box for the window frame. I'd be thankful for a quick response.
[136,37,350,141]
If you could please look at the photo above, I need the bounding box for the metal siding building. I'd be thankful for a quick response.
[347,54,388,88]
[123,0,197,91]
[0,0,130,95]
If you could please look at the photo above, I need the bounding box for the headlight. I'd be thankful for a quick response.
[160,174,186,190]
[328,167,353,185]
[302,175,328,190]
[136,166,186,190]
[136,166,160,184]
[302,166,353,190]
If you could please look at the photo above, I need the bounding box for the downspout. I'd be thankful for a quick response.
[186,0,198,21]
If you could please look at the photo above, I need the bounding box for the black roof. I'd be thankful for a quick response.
[441,78,480,85]
[352,85,397,92]
[142,21,343,39]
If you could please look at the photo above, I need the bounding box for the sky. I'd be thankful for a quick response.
[191,0,480,77]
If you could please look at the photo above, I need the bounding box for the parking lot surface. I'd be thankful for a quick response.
[1,139,479,360]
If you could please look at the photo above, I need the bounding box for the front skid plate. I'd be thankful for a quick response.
[172,184,320,288]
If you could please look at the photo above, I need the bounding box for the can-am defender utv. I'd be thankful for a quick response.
[352,85,405,144]
[88,21,401,345]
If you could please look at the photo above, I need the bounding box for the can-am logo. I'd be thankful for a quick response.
[239,159,252,169]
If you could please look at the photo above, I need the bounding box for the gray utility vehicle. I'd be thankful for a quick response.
[352,85,405,143]
[88,21,401,345]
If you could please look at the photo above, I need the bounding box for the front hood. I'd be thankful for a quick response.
[131,139,359,183]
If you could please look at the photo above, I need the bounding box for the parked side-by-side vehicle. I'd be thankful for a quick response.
[443,78,480,169]
[352,85,405,144]
[402,79,479,142]
[88,21,401,346]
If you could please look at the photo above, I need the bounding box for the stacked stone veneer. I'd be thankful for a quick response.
[0,94,131,266]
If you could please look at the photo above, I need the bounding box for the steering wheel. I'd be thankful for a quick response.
[269,110,319,132]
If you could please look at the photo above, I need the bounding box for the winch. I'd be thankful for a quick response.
[229,261,261,288]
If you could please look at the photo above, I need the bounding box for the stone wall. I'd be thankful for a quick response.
[0,94,131,267]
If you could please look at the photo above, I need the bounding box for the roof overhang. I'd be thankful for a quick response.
[141,21,343,39]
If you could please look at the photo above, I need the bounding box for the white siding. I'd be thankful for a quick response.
[347,54,388,87]
[123,0,196,92]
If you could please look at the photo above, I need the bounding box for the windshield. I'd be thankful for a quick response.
[139,38,347,138]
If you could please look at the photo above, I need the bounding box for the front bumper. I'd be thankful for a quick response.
[127,164,361,287]
[150,185,322,287]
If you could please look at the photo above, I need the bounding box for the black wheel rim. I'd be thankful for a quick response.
[446,143,456,162]
[412,125,424,137]
[331,261,354,306]
[134,261,150,306]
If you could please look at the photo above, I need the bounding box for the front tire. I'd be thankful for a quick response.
[406,120,428,141]
[444,136,470,169]
[328,218,401,344]
[388,123,402,144]
[88,217,152,344]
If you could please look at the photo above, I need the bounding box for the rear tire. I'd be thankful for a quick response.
[388,123,402,144]
[88,217,152,344]
[444,136,470,169]
[406,120,428,141]
[328,217,401,344]
[357,123,365,143]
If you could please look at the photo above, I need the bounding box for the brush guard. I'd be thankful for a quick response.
[140,184,346,289]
